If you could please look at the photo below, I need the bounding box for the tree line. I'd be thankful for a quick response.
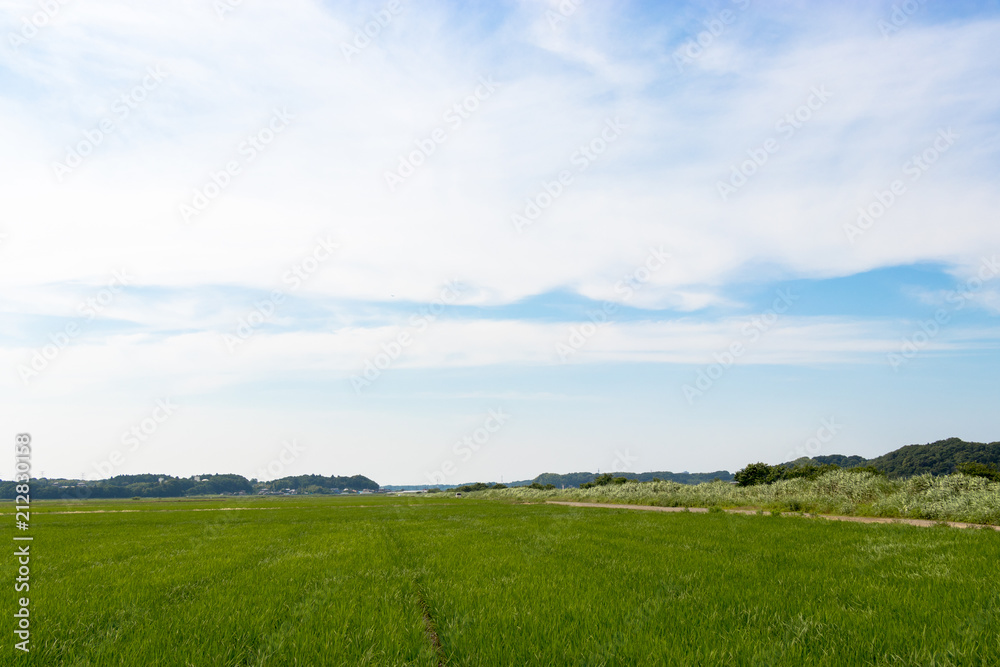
[0,472,379,500]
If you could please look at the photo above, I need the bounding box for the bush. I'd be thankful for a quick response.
[580,474,634,489]
[846,466,886,477]
[957,462,1000,482]
[736,462,849,486]
[784,464,841,481]
[734,463,784,486]
[454,482,492,493]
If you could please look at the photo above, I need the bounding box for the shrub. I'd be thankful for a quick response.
[734,463,784,486]
[846,466,886,477]
[455,482,492,493]
[580,474,634,489]
[957,462,1000,482]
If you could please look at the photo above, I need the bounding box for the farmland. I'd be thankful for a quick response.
[4,495,999,665]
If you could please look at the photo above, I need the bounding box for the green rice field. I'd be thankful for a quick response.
[4,495,999,665]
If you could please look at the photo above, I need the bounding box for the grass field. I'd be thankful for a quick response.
[4,495,999,665]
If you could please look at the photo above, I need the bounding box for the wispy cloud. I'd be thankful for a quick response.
[2,1,999,481]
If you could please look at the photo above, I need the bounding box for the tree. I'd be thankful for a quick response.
[957,461,1000,482]
[734,463,784,487]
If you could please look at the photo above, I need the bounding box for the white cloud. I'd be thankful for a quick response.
[2,2,999,480]
[0,4,997,312]
[4,314,984,401]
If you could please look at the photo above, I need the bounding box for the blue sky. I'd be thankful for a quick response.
[1,0,998,485]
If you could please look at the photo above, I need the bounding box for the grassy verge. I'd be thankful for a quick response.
[466,469,1000,525]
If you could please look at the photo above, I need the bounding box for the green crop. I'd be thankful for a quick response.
[2,494,997,665]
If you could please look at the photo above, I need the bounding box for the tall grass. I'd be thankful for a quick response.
[472,469,1000,525]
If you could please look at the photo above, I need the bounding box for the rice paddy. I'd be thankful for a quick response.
[4,495,998,665]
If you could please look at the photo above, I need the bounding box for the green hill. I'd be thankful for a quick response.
[784,437,1000,478]
[260,474,379,492]
[806,454,869,468]
[867,437,1000,477]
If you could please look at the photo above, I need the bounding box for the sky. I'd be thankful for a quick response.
[1,0,999,486]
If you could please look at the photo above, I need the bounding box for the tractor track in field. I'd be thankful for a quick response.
[545,501,1000,531]
[416,588,447,666]
[26,506,284,515]
[14,502,461,517]
[379,512,448,666]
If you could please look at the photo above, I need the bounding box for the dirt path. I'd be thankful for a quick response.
[545,501,1000,531]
